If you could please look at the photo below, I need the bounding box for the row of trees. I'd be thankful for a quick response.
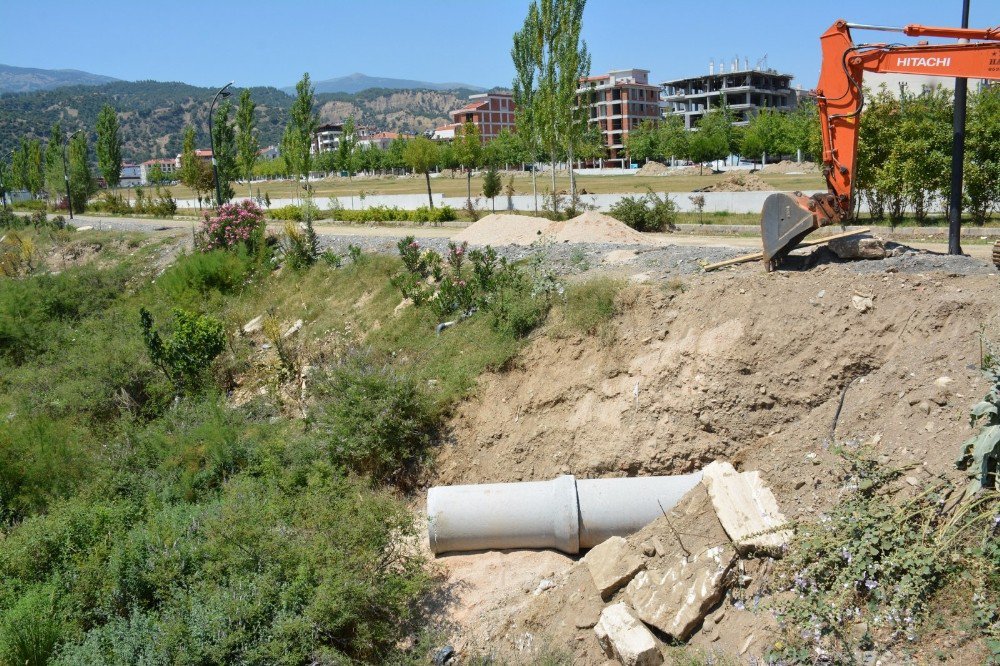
[3,104,125,212]
[857,85,1000,224]
[624,103,820,172]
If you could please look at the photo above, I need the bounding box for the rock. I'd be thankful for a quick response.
[575,607,601,629]
[283,319,303,338]
[393,298,414,315]
[242,315,264,334]
[851,295,874,312]
[75,225,94,231]
[534,578,555,595]
[829,236,886,260]
[640,541,656,557]
[583,536,646,599]
[593,603,663,666]
[625,543,735,640]
[701,461,792,555]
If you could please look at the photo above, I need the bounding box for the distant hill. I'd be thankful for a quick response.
[0,80,477,161]
[289,72,485,95]
[0,64,121,94]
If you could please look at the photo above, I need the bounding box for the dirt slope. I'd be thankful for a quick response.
[428,259,1000,662]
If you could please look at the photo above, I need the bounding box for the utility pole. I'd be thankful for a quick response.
[1,149,13,211]
[947,0,971,255]
[208,81,234,208]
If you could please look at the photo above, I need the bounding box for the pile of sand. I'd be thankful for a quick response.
[759,160,821,174]
[701,171,775,192]
[636,160,670,176]
[453,211,661,247]
[547,210,656,245]
[452,214,552,246]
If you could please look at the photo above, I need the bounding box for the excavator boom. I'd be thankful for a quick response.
[760,19,1000,269]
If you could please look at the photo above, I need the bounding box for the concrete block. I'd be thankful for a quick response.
[701,461,791,555]
[828,235,886,260]
[593,603,663,666]
[583,536,646,599]
[625,544,735,640]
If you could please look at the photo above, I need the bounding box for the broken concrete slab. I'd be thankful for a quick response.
[701,461,791,555]
[283,319,303,338]
[594,603,663,666]
[625,543,736,640]
[829,235,886,260]
[583,536,646,599]
[242,315,264,334]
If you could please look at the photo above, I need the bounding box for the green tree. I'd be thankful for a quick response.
[95,104,123,189]
[965,85,1000,224]
[211,99,237,204]
[337,116,358,178]
[403,137,438,209]
[385,137,408,173]
[897,87,951,222]
[624,120,659,163]
[482,166,501,211]
[11,138,44,197]
[284,73,319,200]
[235,88,259,200]
[179,126,213,210]
[512,3,543,211]
[784,102,822,162]
[658,114,689,163]
[139,307,225,393]
[453,121,483,206]
[67,131,96,213]
[436,141,458,174]
[689,110,731,174]
[44,122,64,202]
[740,108,787,167]
[486,129,525,169]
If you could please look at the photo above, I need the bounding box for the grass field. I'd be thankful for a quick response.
[120,171,827,201]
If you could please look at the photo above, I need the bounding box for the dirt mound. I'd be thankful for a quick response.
[636,160,670,176]
[453,211,661,247]
[430,263,1000,662]
[452,213,552,246]
[759,160,821,174]
[701,171,775,192]
[547,211,658,245]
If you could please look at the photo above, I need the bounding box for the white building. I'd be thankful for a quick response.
[119,163,141,187]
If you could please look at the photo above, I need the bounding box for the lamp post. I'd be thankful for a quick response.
[61,129,84,220]
[207,81,234,208]
[946,0,972,256]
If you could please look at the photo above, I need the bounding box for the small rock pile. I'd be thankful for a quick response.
[701,171,774,192]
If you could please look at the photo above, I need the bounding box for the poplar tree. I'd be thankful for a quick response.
[44,122,65,202]
[403,137,438,209]
[337,116,357,178]
[453,121,482,206]
[235,88,259,199]
[512,5,541,212]
[67,132,96,213]
[284,73,319,199]
[211,100,238,203]
[95,104,123,189]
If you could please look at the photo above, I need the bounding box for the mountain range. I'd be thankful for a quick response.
[0,64,121,94]
[0,80,479,160]
[1,64,485,96]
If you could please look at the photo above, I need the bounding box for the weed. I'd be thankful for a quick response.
[569,246,590,271]
[957,349,1000,493]
[562,277,620,335]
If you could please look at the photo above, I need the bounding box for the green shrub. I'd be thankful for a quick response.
[140,307,226,393]
[269,204,303,221]
[310,353,435,484]
[563,278,621,334]
[0,416,94,521]
[12,199,46,212]
[608,191,678,232]
[156,249,253,306]
[280,220,319,271]
[0,585,63,666]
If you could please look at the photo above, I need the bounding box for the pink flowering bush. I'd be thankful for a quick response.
[201,200,265,252]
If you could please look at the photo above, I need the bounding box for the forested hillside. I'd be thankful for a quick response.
[0,81,478,161]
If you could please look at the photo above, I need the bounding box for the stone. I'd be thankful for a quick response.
[593,603,663,666]
[625,543,736,640]
[829,235,886,260]
[283,319,303,338]
[242,315,264,334]
[575,607,601,629]
[701,461,792,555]
[851,295,874,312]
[583,536,646,599]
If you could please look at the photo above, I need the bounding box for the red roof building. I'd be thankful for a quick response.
[448,91,515,142]
[577,69,662,165]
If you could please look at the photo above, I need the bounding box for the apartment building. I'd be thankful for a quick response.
[448,91,516,142]
[312,123,343,154]
[661,61,798,129]
[577,68,662,165]
[139,158,178,184]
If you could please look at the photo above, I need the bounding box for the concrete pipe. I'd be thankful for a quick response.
[427,472,703,555]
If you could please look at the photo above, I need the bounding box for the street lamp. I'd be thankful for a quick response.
[207,81,234,208]
[61,129,84,220]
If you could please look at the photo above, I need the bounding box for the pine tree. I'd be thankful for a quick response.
[95,104,123,189]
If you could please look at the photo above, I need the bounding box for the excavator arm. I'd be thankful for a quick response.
[760,19,1000,269]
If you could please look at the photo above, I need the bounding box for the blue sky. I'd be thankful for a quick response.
[1,0,995,90]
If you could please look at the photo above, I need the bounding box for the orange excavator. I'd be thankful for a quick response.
[760,19,1000,270]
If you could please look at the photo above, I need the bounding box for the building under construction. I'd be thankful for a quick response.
[661,59,800,129]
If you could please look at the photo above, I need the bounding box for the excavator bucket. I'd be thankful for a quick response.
[760,192,820,269]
